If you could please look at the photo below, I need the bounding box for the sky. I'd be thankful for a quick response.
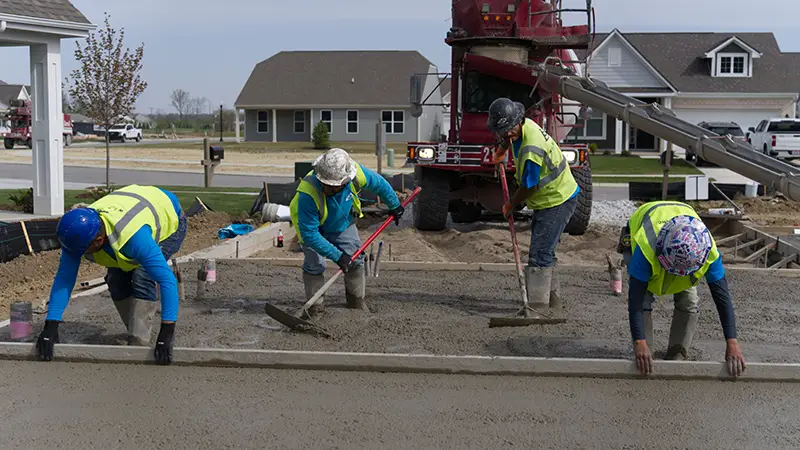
[2,0,800,114]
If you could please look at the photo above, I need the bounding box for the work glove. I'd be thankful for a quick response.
[154,322,175,366]
[725,339,746,377]
[388,205,405,226]
[633,340,653,376]
[336,253,353,273]
[36,320,60,362]
[502,202,514,220]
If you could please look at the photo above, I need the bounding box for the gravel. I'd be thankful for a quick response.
[589,200,638,228]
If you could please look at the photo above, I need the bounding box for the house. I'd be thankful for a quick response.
[569,30,800,153]
[440,76,452,131]
[69,113,97,135]
[234,50,444,143]
[0,82,30,112]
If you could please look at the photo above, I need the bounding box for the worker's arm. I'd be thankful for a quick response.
[361,166,401,209]
[510,160,540,205]
[296,192,343,262]
[119,226,178,323]
[44,250,83,321]
[626,247,653,342]
[704,259,737,340]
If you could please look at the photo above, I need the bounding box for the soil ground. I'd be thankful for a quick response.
[9,260,800,364]
[0,211,234,320]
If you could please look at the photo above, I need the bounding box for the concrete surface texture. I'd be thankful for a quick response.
[9,261,800,364]
[0,361,799,449]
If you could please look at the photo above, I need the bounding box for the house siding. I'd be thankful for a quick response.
[588,36,669,89]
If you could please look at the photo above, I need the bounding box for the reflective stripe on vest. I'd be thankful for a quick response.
[518,145,568,189]
[105,191,162,246]
[300,173,364,221]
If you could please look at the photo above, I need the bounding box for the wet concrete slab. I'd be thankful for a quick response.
[1,361,799,449]
[6,260,800,363]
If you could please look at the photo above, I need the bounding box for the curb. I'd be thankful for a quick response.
[0,343,796,382]
[239,258,800,276]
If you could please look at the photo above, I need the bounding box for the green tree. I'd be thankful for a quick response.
[68,13,147,189]
[312,120,330,149]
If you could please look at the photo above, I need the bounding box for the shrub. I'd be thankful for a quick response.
[602,149,612,156]
[8,188,33,213]
[621,149,633,157]
[588,143,598,155]
[312,120,330,149]
[86,184,118,201]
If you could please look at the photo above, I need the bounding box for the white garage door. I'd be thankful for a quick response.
[671,108,783,135]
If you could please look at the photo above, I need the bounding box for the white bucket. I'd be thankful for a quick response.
[261,203,291,223]
[744,182,758,198]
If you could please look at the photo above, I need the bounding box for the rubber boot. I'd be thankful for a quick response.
[525,266,553,312]
[549,267,562,309]
[643,311,654,348]
[113,297,157,346]
[303,271,326,317]
[344,264,369,312]
[665,309,699,361]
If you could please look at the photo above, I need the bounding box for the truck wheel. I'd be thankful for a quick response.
[64,134,72,147]
[450,201,482,223]
[25,139,32,149]
[565,163,593,236]
[120,135,126,143]
[3,138,13,150]
[413,166,450,231]
[135,134,141,142]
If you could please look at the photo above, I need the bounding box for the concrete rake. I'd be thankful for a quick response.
[488,163,566,328]
[263,187,422,337]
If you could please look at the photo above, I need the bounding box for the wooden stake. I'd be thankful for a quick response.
[19,221,33,255]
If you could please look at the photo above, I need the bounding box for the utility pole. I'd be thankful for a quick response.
[219,102,224,142]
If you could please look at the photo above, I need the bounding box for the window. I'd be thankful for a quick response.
[462,71,537,113]
[346,110,359,134]
[571,108,606,140]
[717,53,747,77]
[767,120,800,133]
[320,110,332,132]
[607,47,622,67]
[382,110,405,134]
[257,110,269,133]
[293,110,305,133]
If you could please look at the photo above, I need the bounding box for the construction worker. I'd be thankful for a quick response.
[36,185,186,365]
[288,148,403,315]
[618,200,746,377]
[487,97,580,314]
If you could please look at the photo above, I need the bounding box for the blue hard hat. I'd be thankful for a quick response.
[57,208,102,255]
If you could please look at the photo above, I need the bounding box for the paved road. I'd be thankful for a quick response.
[0,163,291,188]
[69,137,204,148]
[0,362,797,449]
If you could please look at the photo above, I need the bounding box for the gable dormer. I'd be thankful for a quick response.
[703,36,762,78]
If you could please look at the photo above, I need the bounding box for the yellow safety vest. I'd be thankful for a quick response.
[513,118,579,210]
[84,185,180,272]
[289,164,368,244]
[628,201,719,296]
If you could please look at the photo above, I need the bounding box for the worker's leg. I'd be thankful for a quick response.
[106,267,135,329]
[329,223,368,311]
[126,215,189,345]
[300,240,328,315]
[666,286,700,360]
[526,196,578,310]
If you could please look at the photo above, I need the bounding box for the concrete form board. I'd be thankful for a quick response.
[0,342,798,382]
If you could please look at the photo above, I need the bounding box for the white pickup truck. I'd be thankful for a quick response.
[747,118,800,160]
[106,123,142,143]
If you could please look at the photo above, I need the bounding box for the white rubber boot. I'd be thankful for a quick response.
[525,266,553,311]
[344,264,369,312]
[113,297,157,345]
[303,271,326,317]
[549,266,562,309]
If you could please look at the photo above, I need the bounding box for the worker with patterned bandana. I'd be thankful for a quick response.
[618,200,746,377]
[287,148,403,316]
[486,97,579,315]
[37,185,186,366]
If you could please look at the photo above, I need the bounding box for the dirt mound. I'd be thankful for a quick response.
[693,195,800,226]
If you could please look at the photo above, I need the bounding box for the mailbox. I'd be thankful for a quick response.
[209,145,224,161]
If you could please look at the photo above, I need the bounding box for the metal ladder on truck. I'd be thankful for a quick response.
[533,63,800,202]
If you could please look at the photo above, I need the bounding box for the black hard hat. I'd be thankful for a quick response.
[487,98,525,134]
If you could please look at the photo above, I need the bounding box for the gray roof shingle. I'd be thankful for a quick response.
[581,31,800,94]
[0,84,26,105]
[235,50,435,107]
[0,0,90,24]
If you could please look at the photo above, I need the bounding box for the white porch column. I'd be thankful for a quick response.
[309,108,315,142]
[271,109,277,143]
[614,118,623,154]
[660,97,673,153]
[30,40,64,216]
[234,108,240,143]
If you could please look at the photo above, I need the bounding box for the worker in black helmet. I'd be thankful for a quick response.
[487,97,580,314]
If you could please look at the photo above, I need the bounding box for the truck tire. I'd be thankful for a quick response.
[120,135,126,143]
[413,166,450,231]
[565,164,592,236]
[450,201,482,223]
[135,134,141,142]
[64,134,72,147]
[25,139,32,149]
[3,138,13,150]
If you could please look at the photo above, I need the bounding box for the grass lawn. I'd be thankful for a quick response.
[131,140,403,154]
[589,154,701,175]
[0,186,260,217]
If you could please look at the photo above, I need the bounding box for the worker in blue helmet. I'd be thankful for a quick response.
[37,185,186,365]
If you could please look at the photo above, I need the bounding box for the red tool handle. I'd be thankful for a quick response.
[496,163,530,309]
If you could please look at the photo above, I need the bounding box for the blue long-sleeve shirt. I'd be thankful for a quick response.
[627,246,737,341]
[297,166,400,262]
[512,138,580,199]
[47,189,182,322]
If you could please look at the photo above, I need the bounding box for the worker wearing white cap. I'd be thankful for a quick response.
[288,148,403,315]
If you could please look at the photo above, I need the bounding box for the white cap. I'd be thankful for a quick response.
[313,148,357,186]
